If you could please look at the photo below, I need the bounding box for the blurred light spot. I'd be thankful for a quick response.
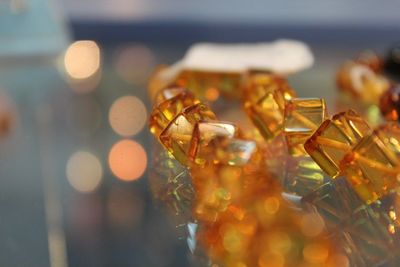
[66,151,103,193]
[223,228,243,253]
[264,197,280,215]
[268,231,291,254]
[64,41,101,80]
[303,242,329,264]
[109,95,147,137]
[327,254,349,267]
[113,44,155,85]
[259,252,285,267]
[300,213,325,237]
[108,139,147,181]
[205,87,220,102]
[66,96,102,137]
[107,186,144,230]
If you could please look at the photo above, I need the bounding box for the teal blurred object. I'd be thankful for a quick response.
[0,0,69,57]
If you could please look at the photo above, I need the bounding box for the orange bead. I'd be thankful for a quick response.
[284,98,327,156]
[243,71,296,140]
[336,61,390,104]
[159,103,216,165]
[188,121,240,166]
[149,88,199,138]
[341,126,400,204]
[304,109,371,178]
[175,69,242,99]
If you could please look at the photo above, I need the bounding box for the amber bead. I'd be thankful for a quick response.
[284,98,327,156]
[175,69,242,99]
[380,85,400,122]
[188,121,240,166]
[149,88,200,138]
[356,50,383,73]
[159,103,216,165]
[341,130,400,204]
[336,61,390,104]
[243,71,296,140]
[304,109,371,178]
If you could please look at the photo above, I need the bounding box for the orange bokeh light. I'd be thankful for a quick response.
[108,95,147,137]
[108,139,147,181]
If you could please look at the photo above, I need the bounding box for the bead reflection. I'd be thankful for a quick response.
[66,151,103,193]
[109,96,147,137]
[108,139,147,181]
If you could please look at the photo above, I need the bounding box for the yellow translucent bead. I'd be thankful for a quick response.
[284,98,327,156]
[243,71,296,140]
[304,109,371,178]
[342,132,400,204]
[159,103,216,165]
[336,61,390,104]
[149,88,200,138]
[189,121,240,166]
[175,69,242,99]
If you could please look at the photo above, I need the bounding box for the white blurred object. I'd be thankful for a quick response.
[184,40,314,74]
[157,39,314,84]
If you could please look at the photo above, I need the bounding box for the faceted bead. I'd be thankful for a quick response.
[243,71,296,140]
[304,109,371,178]
[188,121,240,166]
[149,89,200,138]
[379,84,400,122]
[384,43,400,82]
[159,103,216,165]
[175,69,242,99]
[341,132,400,204]
[336,61,391,104]
[284,98,327,156]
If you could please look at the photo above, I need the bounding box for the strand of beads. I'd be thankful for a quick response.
[149,86,347,267]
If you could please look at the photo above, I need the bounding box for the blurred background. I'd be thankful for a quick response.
[0,1,400,266]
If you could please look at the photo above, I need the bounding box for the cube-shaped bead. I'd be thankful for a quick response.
[284,98,327,156]
[159,103,216,165]
[149,89,200,138]
[175,69,242,99]
[341,132,400,204]
[375,122,400,158]
[283,155,329,197]
[188,121,240,166]
[304,109,371,178]
[243,71,296,140]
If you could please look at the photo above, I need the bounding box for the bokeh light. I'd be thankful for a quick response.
[113,44,155,84]
[64,40,101,80]
[66,151,103,193]
[109,95,147,137]
[108,139,147,181]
